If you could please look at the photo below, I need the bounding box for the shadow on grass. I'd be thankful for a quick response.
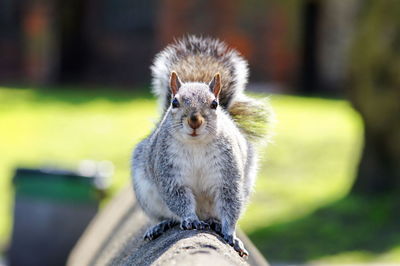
[249,193,400,262]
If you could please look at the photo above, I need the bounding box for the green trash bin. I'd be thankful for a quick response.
[8,165,111,266]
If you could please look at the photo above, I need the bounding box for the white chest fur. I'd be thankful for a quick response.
[179,143,219,191]
[171,141,221,219]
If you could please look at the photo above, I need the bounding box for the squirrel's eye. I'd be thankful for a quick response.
[172,98,180,108]
[210,100,218,109]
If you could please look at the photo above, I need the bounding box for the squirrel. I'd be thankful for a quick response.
[131,35,273,257]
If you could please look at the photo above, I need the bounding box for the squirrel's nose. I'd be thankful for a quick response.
[188,113,203,129]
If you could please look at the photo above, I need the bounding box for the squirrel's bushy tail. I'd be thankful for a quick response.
[151,35,274,143]
[229,95,274,143]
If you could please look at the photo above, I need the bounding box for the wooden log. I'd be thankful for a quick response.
[67,187,268,266]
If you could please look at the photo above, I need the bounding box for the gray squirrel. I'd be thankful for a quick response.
[131,36,273,257]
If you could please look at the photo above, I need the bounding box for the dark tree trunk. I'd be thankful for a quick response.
[349,0,400,194]
[300,0,321,94]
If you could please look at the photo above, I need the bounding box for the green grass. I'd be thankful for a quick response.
[1,86,399,263]
[240,95,363,231]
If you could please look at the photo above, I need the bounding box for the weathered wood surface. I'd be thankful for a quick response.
[67,187,269,266]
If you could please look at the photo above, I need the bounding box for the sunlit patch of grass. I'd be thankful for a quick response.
[240,95,364,232]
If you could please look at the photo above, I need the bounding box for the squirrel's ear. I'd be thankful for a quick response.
[170,71,182,96]
[209,73,222,98]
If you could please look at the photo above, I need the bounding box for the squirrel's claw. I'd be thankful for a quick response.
[234,238,249,257]
[222,233,248,257]
[206,219,222,235]
[197,220,210,230]
[180,218,194,230]
[180,218,209,230]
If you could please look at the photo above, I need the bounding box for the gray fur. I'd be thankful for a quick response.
[132,36,271,257]
[151,35,273,142]
[151,35,248,113]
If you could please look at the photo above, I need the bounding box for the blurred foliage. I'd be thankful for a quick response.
[1,87,397,264]
[348,0,400,193]
[350,0,400,125]
[349,0,400,115]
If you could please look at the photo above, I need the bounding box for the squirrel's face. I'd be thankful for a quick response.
[168,83,220,142]
[167,71,222,142]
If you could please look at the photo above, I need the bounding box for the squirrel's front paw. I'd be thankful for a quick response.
[143,219,178,240]
[180,217,209,230]
[222,233,249,257]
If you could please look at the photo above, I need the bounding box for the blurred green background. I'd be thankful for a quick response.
[1,0,400,264]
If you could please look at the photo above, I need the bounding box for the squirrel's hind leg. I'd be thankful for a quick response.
[223,233,249,257]
[205,218,248,257]
[143,219,179,240]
